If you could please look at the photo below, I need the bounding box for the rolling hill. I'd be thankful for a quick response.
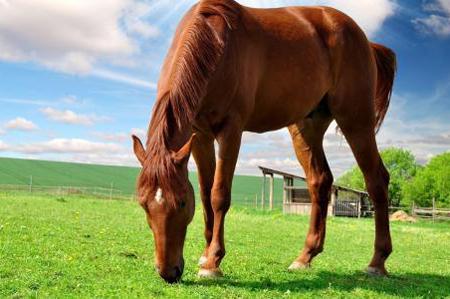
[0,157,303,206]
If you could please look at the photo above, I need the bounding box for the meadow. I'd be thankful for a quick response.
[1,194,449,298]
[0,157,294,207]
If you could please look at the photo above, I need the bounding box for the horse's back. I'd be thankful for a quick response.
[240,5,371,132]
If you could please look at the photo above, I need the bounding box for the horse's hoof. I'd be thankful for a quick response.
[198,268,223,278]
[288,261,310,271]
[366,266,388,277]
[198,256,208,266]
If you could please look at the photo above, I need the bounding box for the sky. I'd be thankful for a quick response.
[0,0,449,177]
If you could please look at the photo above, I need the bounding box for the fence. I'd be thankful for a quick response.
[412,201,450,221]
[387,202,450,221]
[2,184,449,220]
[333,199,363,218]
[0,184,261,208]
[0,184,134,201]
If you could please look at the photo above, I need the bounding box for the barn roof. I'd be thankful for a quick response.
[258,165,368,196]
[258,166,306,181]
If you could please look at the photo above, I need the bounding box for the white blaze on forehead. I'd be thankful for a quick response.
[155,187,164,204]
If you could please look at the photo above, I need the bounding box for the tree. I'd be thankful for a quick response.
[337,147,419,206]
[402,152,450,208]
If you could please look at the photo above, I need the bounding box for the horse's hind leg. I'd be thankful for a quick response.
[288,110,333,270]
[331,96,392,276]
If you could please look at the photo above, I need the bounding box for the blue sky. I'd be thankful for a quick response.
[0,0,449,176]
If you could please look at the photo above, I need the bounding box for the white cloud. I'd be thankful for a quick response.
[4,117,38,131]
[0,140,8,151]
[91,68,156,89]
[65,153,139,167]
[0,98,53,106]
[413,0,450,37]
[0,0,392,92]
[92,131,128,143]
[16,139,124,154]
[0,128,5,135]
[323,0,396,37]
[237,0,396,37]
[131,128,146,139]
[0,0,158,75]
[124,2,160,38]
[414,15,450,37]
[1,96,86,107]
[60,95,84,106]
[233,92,450,177]
[40,107,108,126]
[92,128,147,143]
[236,127,353,176]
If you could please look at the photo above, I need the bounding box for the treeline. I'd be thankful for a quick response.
[337,148,450,208]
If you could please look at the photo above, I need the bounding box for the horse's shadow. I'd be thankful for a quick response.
[184,270,450,297]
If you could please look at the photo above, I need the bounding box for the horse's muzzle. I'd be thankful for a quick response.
[157,258,184,283]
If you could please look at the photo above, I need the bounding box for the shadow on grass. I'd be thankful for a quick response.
[184,271,450,297]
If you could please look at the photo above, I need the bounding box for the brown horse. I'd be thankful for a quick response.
[132,0,396,283]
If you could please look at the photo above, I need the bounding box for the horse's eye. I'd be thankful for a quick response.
[180,201,186,208]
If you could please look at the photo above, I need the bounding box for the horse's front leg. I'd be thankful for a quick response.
[191,131,216,266]
[198,122,242,278]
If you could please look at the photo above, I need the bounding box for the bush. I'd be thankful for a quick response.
[337,147,419,206]
[402,152,450,208]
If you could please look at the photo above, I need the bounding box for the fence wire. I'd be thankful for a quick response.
[0,184,134,201]
[1,184,448,220]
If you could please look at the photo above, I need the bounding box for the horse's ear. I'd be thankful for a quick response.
[132,135,146,166]
[171,134,196,165]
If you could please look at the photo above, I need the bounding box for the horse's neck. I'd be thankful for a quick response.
[147,113,192,154]
[167,124,192,152]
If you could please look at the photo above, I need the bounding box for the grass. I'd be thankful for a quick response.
[1,194,449,298]
[0,157,140,194]
[0,157,297,206]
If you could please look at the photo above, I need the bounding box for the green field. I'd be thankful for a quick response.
[0,157,296,207]
[1,194,449,298]
[0,157,140,194]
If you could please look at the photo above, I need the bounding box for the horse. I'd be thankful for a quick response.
[132,0,396,283]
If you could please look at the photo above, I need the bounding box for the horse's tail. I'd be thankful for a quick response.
[371,43,397,133]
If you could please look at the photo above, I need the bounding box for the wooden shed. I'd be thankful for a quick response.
[259,166,371,217]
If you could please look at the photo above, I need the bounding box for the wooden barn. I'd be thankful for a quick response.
[259,166,371,217]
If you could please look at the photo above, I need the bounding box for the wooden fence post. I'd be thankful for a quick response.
[432,197,436,223]
[261,174,266,210]
[357,198,361,219]
[269,174,274,211]
[109,182,114,200]
[331,190,337,217]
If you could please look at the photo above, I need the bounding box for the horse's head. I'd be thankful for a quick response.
[132,134,196,283]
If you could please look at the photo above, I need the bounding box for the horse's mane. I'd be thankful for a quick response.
[139,0,240,206]
[163,0,240,129]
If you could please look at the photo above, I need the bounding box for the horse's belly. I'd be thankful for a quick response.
[244,71,329,133]
[244,49,331,132]
[244,97,319,133]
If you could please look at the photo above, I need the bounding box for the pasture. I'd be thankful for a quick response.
[1,194,449,298]
[0,157,291,206]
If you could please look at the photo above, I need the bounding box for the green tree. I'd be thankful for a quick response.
[337,147,419,206]
[403,152,450,208]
